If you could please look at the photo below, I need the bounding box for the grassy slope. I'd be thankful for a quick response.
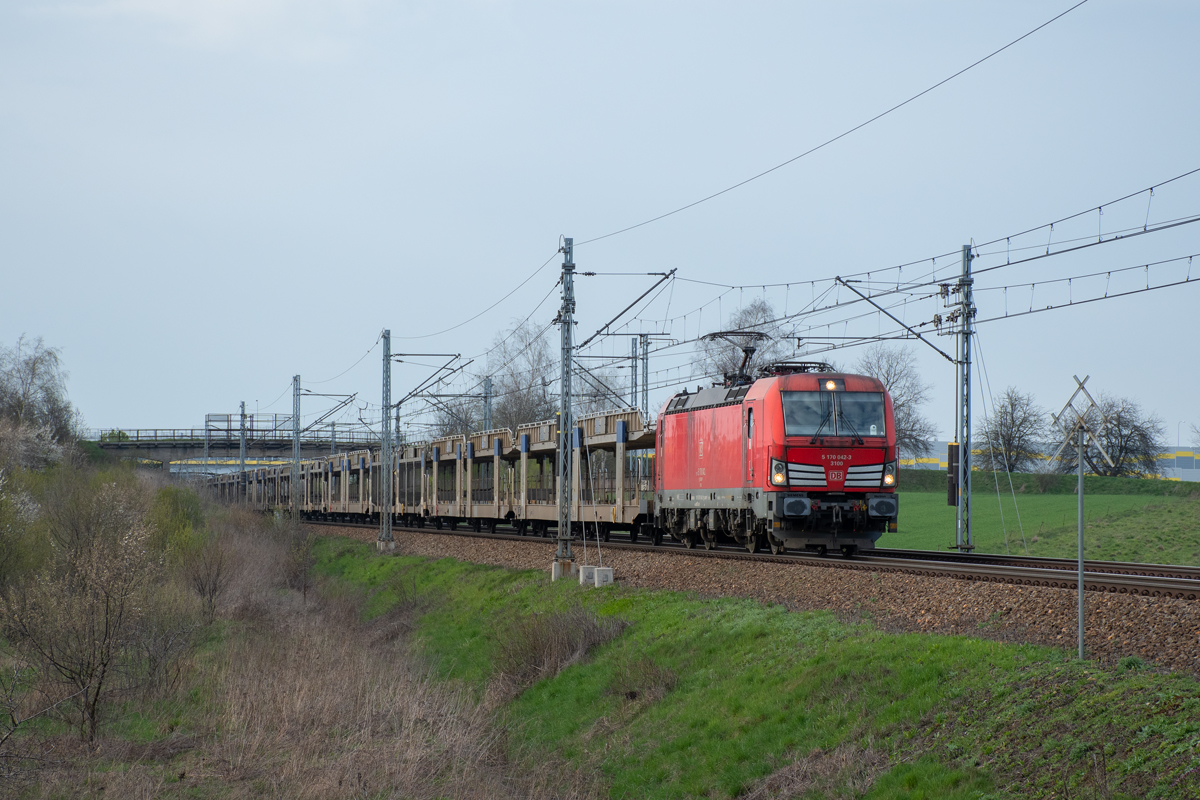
[894,469,1200,564]
[314,538,1200,799]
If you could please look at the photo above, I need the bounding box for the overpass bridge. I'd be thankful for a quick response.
[84,425,379,473]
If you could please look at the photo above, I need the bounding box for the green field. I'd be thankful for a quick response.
[892,469,1200,564]
[312,539,1200,799]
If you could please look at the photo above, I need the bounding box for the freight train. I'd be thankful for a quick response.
[208,363,898,556]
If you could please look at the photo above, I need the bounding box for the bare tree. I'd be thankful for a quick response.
[1190,423,1200,450]
[428,396,483,438]
[1055,393,1166,477]
[485,319,557,431]
[573,361,625,417]
[184,535,229,623]
[1,503,155,741]
[695,298,790,384]
[0,336,77,443]
[975,387,1046,472]
[852,344,937,459]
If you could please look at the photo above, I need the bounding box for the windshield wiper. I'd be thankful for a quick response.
[838,409,864,445]
[809,406,833,444]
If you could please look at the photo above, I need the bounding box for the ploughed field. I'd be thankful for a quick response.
[893,469,1200,565]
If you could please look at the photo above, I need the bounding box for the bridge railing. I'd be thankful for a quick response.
[83,428,381,446]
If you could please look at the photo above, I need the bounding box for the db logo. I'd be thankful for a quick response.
[829,471,844,482]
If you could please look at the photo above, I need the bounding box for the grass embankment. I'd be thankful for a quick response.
[315,538,1200,799]
[894,469,1200,563]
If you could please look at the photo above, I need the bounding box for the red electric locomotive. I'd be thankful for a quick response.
[654,363,898,556]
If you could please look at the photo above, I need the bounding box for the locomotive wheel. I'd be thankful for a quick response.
[683,534,695,549]
[840,545,858,558]
[745,534,759,554]
[768,536,784,555]
[702,535,715,551]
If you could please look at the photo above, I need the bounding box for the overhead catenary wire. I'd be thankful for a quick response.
[393,250,560,341]
[575,0,1093,247]
[973,332,1030,556]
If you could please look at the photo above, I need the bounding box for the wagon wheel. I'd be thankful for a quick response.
[629,526,639,545]
[471,518,482,532]
[840,544,858,559]
[652,529,663,547]
[434,517,443,530]
[601,524,611,543]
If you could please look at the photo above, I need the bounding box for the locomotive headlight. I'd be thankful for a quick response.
[770,458,788,486]
[882,462,896,487]
[825,380,836,390]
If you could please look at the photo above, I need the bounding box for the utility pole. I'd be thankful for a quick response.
[330,421,336,455]
[292,375,301,517]
[640,333,650,419]
[484,377,493,431]
[630,337,638,407]
[239,401,247,502]
[380,329,394,551]
[956,245,975,552]
[554,237,576,578]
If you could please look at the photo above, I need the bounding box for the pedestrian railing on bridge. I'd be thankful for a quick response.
[83,428,380,446]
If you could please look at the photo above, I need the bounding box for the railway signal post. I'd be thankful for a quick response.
[553,237,576,579]
[1050,375,1113,660]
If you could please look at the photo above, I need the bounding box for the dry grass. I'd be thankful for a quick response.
[491,606,629,704]
[19,509,606,800]
[739,743,889,799]
[606,654,678,704]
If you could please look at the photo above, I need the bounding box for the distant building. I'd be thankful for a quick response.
[901,442,1199,482]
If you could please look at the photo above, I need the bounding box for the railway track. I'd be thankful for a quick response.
[306,519,1200,600]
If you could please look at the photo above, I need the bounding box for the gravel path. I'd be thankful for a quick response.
[318,525,1200,675]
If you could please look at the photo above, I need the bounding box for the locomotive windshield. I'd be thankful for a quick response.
[781,391,832,436]
[781,391,886,437]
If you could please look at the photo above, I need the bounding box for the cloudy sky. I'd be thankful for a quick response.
[3,0,1198,445]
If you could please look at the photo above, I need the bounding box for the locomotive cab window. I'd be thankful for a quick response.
[781,392,833,437]
[782,391,885,437]
[837,392,886,437]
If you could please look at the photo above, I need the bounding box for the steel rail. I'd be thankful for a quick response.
[304,519,1200,600]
